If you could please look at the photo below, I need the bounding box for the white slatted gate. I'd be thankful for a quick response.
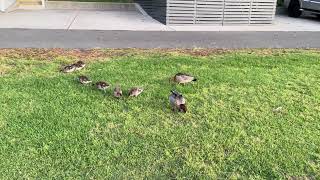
[167,0,276,25]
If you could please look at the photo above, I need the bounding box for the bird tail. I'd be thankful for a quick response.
[193,78,197,82]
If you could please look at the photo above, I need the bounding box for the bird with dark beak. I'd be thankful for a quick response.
[62,64,76,73]
[169,90,187,113]
[114,85,123,98]
[94,81,110,94]
[78,75,92,84]
[129,87,144,97]
[173,73,197,85]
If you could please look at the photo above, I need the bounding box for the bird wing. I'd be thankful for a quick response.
[181,74,194,81]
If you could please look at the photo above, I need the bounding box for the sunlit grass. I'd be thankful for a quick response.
[0,49,319,179]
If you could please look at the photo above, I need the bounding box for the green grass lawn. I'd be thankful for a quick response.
[0,49,319,179]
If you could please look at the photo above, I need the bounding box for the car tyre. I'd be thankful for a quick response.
[288,0,302,18]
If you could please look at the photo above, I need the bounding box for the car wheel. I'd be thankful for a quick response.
[288,0,302,18]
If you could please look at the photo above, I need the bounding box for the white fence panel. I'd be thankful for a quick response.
[167,0,276,25]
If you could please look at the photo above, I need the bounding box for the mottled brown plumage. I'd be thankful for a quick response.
[94,81,110,91]
[114,85,123,98]
[173,73,197,84]
[62,64,76,73]
[74,60,86,71]
[169,90,187,113]
[129,87,144,97]
[78,75,92,84]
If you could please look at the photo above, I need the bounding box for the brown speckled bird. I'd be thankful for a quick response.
[128,87,144,97]
[114,85,123,98]
[78,75,92,84]
[94,81,110,93]
[173,73,197,84]
[62,64,76,73]
[74,60,86,71]
[169,90,187,113]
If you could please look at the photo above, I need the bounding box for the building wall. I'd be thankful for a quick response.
[167,0,277,25]
[137,0,276,25]
[0,0,16,11]
[135,0,167,24]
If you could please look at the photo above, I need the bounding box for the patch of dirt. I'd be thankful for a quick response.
[0,48,132,61]
[0,48,318,61]
[171,48,230,56]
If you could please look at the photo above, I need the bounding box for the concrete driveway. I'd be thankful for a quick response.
[0,9,170,31]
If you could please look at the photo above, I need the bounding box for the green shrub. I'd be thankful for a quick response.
[277,0,284,6]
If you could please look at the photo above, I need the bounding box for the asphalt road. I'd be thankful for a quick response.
[0,29,319,48]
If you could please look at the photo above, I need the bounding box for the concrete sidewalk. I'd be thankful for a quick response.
[0,9,170,31]
[0,9,320,31]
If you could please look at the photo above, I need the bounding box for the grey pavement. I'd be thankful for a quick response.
[0,29,319,48]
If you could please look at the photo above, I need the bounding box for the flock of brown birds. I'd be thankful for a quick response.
[62,61,197,113]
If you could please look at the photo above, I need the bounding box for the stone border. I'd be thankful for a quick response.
[46,1,136,11]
